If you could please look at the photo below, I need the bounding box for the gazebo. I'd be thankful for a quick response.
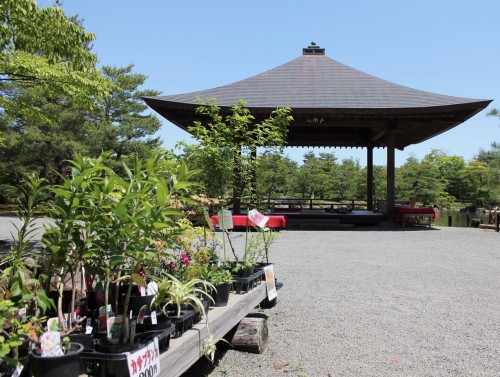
[143,43,491,222]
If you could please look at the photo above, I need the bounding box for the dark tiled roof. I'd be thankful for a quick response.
[148,54,486,109]
[143,47,492,149]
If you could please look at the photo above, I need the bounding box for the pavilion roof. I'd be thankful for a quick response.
[143,44,492,150]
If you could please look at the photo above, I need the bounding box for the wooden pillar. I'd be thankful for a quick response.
[366,146,374,211]
[386,122,396,223]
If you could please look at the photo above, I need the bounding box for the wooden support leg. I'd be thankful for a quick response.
[229,315,269,354]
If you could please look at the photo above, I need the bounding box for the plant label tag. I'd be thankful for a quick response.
[248,209,269,228]
[129,320,136,344]
[107,316,128,344]
[47,317,60,332]
[17,307,26,321]
[147,281,158,296]
[86,325,93,335]
[12,365,23,377]
[218,209,233,230]
[86,318,92,327]
[130,310,133,319]
[137,305,147,324]
[263,265,277,301]
[40,331,63,357]
[151,310,157,325]
[140,286,146,296]
[204,209,215,231]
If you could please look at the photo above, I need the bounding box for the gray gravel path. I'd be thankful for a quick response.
[186,227,500,377]
[1,218,498,376]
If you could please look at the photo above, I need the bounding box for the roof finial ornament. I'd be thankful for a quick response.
[303,42,325,55]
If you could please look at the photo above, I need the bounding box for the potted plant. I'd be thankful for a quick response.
[0,175,68,376]
[29,338,84,377]
[153,273,214,337]
[204,267,234,307]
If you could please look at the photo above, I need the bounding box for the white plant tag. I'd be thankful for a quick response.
[40,331,63,357]
[85,325,93,335]
[151,310,157,325]
[140,286,146,296]
[147,281,158,296]
[130,310,133,319]
[12,365,23,377]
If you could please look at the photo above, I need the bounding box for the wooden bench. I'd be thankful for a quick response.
[401,213,434,228]
[159,283,267,376]
[396,207,436,228]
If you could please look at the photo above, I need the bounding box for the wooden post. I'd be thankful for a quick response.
[229,315,269,354]
[367,146,374,211]
[386,122,396,223]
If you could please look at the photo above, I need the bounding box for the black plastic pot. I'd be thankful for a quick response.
[166,309,195,338]
[211,283,231,307]
[120,294,155,316]
[29,342,84,377]
[93,338,140,377]
[136,313,172,333]
[68,333,94,351]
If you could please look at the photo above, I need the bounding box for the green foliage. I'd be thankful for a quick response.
[0,0,112,123]
[0,63,164,203]
[256,152,298,207]
[188,99,292,208]
[203,267,234,286]
[396,154,445,205]
[85,65,162,161]
[153,273,214,318]
[0,174,54,366]
[295,152,336,199]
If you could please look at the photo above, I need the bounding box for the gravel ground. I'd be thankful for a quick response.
[1,218,499,376]
[184,226,500,377]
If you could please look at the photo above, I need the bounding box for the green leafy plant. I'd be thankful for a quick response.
[0,175,53,366]
[153,273,214,319]
[204,267,234,286]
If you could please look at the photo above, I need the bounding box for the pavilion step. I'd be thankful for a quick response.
[299,222,354,230]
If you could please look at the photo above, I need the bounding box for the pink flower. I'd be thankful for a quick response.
[180,253,190,267]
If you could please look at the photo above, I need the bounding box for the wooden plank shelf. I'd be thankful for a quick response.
[159,283,267,377]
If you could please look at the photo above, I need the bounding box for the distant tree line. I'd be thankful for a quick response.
[185,144,500,209]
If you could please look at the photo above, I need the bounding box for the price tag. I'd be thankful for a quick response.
[127,337,160,377]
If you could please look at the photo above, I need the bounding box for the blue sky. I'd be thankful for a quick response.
[58,0,499,166]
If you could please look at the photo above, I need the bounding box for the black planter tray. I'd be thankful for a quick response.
[80,325,174,377]
[232,269,264,294]
[81,325,174,360]
[166,309,195,338]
